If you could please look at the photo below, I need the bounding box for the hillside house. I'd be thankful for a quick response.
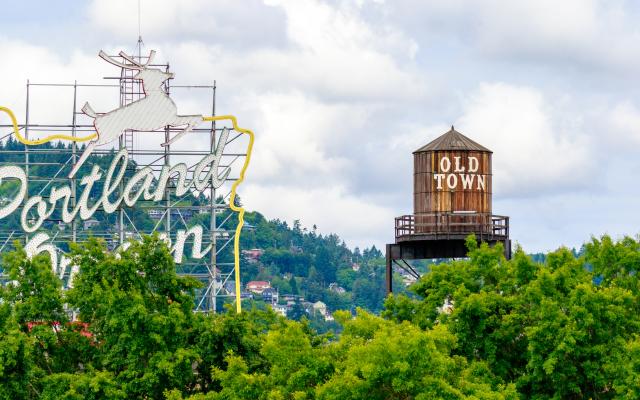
[328,283,346,294]
[83,219,99,230]
[246,280,271,294]
[312,301,328,317]
[241,248,264,263]
[262,288,279,305]
[272,304,287,317]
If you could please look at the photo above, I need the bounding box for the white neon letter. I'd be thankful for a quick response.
[0,166,27,219]
[77,165,103,220]
[172,225,212,263]
[211,127,231,189]
[21,196,53,233]
[24,232,58,274]
[101,149,128,213]
[124,166,155,207]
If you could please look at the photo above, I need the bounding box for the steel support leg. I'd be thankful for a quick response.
[385,243,393,294]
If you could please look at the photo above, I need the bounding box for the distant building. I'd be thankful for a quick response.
[83,219,99,230]
[241,248,264,263]
[300,301,312,311]
[224,280,236,294]
[214,231,229,239]
[172,209,193,220]
[262,288,279,305]
[246,280,271,294]
[148,209,164,220]
[282,294,304,302]
[272,304,287,317]
[397,268,418,286]
[351,263,360,272]
[402,274,418,286]
[437,297,454,315]
[198,208,225,215]
[312,301,328,317]
[242,223,256,231]
[148,208,193,220]
[328,282,346,294]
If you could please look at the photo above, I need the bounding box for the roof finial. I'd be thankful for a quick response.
[451,125,454,131]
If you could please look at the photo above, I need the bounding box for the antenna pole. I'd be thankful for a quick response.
[137,0,143,59]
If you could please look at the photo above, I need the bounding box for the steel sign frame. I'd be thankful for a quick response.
[0,50,253,313]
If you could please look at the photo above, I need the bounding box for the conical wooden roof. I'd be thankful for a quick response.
[414,126,492,153]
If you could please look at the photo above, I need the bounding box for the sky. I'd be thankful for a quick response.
[1,0,640,253]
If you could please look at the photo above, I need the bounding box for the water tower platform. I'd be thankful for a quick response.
[385,211,511,293]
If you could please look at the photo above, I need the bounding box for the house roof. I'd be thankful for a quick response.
[247,281,270,287]
[414,126,492,153]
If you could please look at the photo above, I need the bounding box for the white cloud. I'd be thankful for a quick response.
[456,82,593,197]
[0,37,115,129]
[234,91,363,184]
[608,101,640,147]
[87,0,288,49]
[383,0,640,73]
[90,0,426,103]
[243,183,395,249]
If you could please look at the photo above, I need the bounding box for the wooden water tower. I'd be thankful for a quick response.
[386,126,511,293]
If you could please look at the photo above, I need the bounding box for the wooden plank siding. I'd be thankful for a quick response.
[413,150,492,214]
[413,150,492,235]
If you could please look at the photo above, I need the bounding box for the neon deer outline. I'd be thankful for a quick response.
[68,50,202,178]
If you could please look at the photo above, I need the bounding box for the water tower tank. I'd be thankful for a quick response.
[414,126,492,215]
[386,126,510,293]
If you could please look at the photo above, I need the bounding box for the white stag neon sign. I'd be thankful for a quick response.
[70,50,202,178]
[0,49,255,313]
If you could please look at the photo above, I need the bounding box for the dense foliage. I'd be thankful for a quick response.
[1,234,640,399]
[385,236,640,399]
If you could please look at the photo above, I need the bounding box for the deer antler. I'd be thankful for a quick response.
[119,50,156,67]
[98,50,143,70]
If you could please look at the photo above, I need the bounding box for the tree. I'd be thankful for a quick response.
[64,236,203,399]
[315,246,336,284]
[288,302,307,321]
[0,246,92,398]
[289,276,299,295]
[385,235,640,398]
[336,268,356,291]
[316,310,517,399]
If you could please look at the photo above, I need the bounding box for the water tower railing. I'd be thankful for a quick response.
[395,212,509,241]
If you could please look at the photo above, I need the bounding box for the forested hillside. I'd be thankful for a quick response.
[238,212,406,317]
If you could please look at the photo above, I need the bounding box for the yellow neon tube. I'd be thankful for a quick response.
[203,115,254,314]
[0,106,97,144]
[1,106,253,314]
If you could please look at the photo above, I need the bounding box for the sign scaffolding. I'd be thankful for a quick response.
[0,51,252,313]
